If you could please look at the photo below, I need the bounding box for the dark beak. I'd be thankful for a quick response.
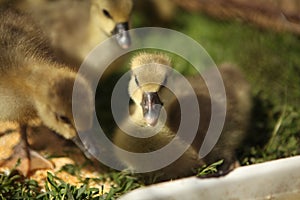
[112,22,131,49]
[141,92,163,126]
[72,136,93,159]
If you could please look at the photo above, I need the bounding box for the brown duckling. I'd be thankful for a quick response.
[113,52,252,182]
[0,9,94,175]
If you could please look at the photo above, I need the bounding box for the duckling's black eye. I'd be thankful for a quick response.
[56,114,72,125]
[134,75,139,86]
[102,9,112,19]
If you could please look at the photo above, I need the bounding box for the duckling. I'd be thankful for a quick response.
[113,53,252,182]
[0,9,94,175]
[8,0,133,67]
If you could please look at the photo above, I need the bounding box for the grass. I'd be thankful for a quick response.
[0,165,143,200]
[0,170,40,199]
[0,161,224,199]
[196,160,224,177]
[0,160,223,199]
[1,8,300,200]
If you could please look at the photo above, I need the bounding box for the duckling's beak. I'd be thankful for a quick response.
[112,22,131,49]
[141,92,163,126]
[72,136,93,159]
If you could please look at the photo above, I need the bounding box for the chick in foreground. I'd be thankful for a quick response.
[113,53,252,182]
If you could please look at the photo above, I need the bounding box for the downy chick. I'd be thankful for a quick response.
[0,9,94,175]
[113,53,252,182]
[7,0,133,67]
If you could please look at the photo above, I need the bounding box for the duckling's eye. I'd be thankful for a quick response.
[56,114,72,125]
[134,75,140,86]
[102,9,112,19]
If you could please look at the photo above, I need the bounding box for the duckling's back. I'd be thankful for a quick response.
[0,9,71,123]
[0,9,56,71]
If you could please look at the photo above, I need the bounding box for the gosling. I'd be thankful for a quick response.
[8,0,133,67]
[0,9,94,175]
[113,52,252,182]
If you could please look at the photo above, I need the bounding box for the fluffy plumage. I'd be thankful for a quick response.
[113,52,252,182]
[0,9,94,175]
[8,0,133,67]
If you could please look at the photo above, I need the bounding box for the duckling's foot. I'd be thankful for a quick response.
[0,125,53,176]
[198,160,241,179]
[0,135,30,175]
[21,125,54,175]
[217,159,240,176]
[28,149,54,172]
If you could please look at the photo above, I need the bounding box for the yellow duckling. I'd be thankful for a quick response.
[113,52,252,182]
[7,0,133,66]
[0,9,94,175]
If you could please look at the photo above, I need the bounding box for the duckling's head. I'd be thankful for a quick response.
[129,53,172,126]
[35,71,94,140]
[91,0,133,48]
